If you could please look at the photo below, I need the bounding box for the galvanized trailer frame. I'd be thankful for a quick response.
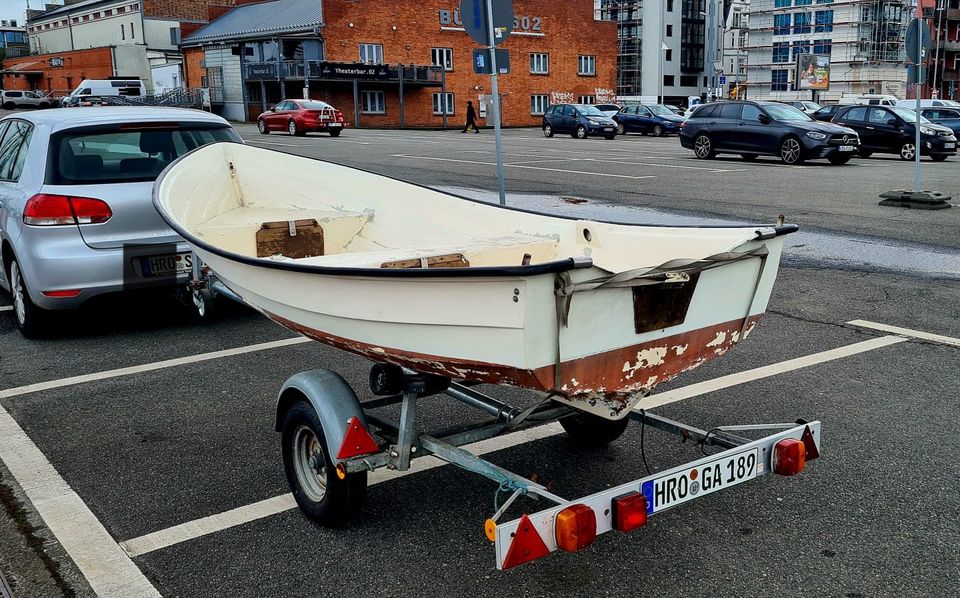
[274,363,822,570]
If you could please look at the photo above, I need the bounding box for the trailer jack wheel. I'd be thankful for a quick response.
[281,401,367,526]
[559,411,630,447]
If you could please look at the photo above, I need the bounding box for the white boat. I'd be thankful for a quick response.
[154,142,796,419]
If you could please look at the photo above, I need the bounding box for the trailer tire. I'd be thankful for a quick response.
[281,400,367,527]
[560,410,630,447]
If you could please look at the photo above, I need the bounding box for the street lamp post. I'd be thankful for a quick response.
[659,42,669,105]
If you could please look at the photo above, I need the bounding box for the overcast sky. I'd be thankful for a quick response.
[0,0,33,24]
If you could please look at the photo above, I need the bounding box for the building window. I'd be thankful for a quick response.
[94,12,101,18]
[73,17,79,23]
[431,47,453,71]
[530,53,548,74]
[813,39,832,55]
[667,0,674,11]
[680,75,698,87]
[771,69,788,91]
[793,13,811,34]
[792,41,811,62]
[170,27,180,45]
[118,6,126,13]
[531,94,549,115]
[663,75,675,86]
[432,92,454,115]
[795,0,813,5]
[666,24,673,37]
[773,14,790,36]
[773,42,789,63]
[578,95,596,104]
[106,9,113,15]
[775,0,790,6]
[577,55,595,76]
[83,15,89,21]
[814,10,833,33]
[361,90,385,114]
[359,43,383,64]
[121,25,125,40]
[665,49,673,61]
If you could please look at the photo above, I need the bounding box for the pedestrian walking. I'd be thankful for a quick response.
[462,100,480,133]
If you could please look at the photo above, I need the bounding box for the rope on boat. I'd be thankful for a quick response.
[553,246,770,328]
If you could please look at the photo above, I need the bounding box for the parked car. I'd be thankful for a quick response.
[811,104,844,122]
[837,94,898,106]
[614,104,685,136]
[1,90,53,110]
[832,105,957,161]
[258,99,346,136]
[683,102,707,119]
[0,107,243,336]
[542,104,618,139]
[664,104,685,116]
[894,99,960,110]
[62,95,126,107]
[780,100,822,115]
[594,103,622,118]
[679,100,860,165]
[919,107,960,136]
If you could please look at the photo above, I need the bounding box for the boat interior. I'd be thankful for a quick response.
[157,143,765,273]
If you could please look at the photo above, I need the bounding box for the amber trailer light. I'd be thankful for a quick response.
[773,438,806,476]
[554,504,597,553]
[611,492,648,532]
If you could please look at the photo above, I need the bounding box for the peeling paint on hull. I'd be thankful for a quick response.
[266,311,762,414]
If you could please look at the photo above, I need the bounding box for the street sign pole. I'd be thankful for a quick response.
[915,15,922,193]
[485,0,507,206]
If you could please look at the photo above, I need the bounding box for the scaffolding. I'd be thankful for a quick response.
[855,0,909,64]
[596,0,643,97]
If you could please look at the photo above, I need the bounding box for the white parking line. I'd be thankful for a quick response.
[847,320,960,348]
[639,335,907,410]
[120,422,564,557]
[392,154,657,180]
[118,333,904,556]
[0,404,160,597]
[0,337,311,401]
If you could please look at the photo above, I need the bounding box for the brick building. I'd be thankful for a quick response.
[181,0,617,127]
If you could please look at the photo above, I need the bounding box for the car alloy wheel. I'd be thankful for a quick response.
[617,123,625,135]
[257,119,268,134]
[900,143,916,161]
[653,125,663,137]
[575,125,587,139]
[694,135,713,159]
[288,121,298,136]
[543,124,553,137]
[780,138,802,165]
[10,260,27,328]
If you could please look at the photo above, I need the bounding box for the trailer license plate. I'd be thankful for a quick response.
[141,252,192,277]
[839,145,856,152]
[641,448,759,514]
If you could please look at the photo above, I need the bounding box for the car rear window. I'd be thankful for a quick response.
[50,123,241,185]
[300,101,332,110]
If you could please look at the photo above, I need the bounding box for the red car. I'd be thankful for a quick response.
[258,99,346,137]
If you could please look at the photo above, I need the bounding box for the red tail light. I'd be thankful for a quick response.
[554,504,597,552]
[773,438,806,476]
[611,491,648,532]
[336,110,344,123]
[23,194,112,226]
[41,289,81,297]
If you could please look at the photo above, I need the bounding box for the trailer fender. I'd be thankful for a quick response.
[275,369,368,462]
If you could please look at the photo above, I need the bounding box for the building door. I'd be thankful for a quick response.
[206,66,224,103]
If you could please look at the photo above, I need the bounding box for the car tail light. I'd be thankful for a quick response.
[554,504,596,553]
[23,194,112,226]
[336,110,344,123]
[773,438,806,476]
[611,492,648,532]
[41,289,81,297]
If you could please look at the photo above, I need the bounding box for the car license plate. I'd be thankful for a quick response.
[945,142,955,149]
[839,145,856,152]
[141,252,192,277]
[604,127,613,132]
[641,448,759,514]
[328,122,342,127]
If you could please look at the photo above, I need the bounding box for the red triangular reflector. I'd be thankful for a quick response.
[801,426,820,461]
[502,514,550,570]
[336,416,380,460]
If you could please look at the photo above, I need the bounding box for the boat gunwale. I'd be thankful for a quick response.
[152,141,799,279]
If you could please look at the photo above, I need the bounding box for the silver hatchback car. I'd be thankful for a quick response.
[0,107,242,336]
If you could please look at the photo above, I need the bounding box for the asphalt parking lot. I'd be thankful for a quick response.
[1,123,959,597]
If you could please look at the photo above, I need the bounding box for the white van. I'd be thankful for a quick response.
[60,79,147,106]
[837,94,898,106]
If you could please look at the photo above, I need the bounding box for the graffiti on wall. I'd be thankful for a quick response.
[595,87,616,103]
[550,91,574,104]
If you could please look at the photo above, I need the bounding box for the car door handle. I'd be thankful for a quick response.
[865,126,875,130]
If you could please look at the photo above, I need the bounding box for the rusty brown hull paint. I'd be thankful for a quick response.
[266,311,761,399]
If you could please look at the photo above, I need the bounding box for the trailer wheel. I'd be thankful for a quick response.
[560,411,630,447]
[281,401,367,526]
